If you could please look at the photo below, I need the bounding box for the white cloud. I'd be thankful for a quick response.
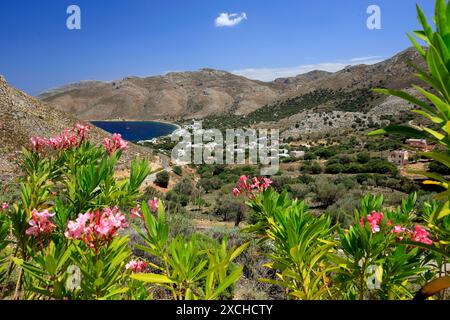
[231,56,385,82]
[215,12,247,27]
[349,56,384,62]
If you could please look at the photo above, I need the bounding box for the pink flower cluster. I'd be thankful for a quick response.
[411,225,433,245]
[130,198,159,220]
[148,197,159,212]
[75,123,90,141]
[233,176,273,197]
[64,207,128,248]
[359,211,391,234]
[125,260,148,273]
[359,212,433,245]
[26,209,56,237]
[30,124,90,152]
[103,134,128,155]
[392,225,433,245]
[130,204,142,219]
[1,202,8,211]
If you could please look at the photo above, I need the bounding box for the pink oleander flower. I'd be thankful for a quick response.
[233,176,273,197]
[30,137,48,152]
[130,205,142,219]
[148,197,159,213]
[369,220,380,234]
[113,133,128,150]
[1,202,8,211]
[393,225,406,234]
[26,209,56,237]
[65,212,92,239]
[125,260,148,273]
[60,129,78,149]
[250,177,260,189]
[48,136,63,150]
[65,207,128,248]
[260,177,273,189]
[411,225,433,245]
[76,123,90,142]
[393,225,406,240]
[31,124,88,152]
[238,175,250,191]
[360,211,384,234]
[103,138,113,154]
[103,133,128,155]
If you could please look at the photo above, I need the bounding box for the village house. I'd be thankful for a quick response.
[405,139,430,152]
[389,150,410,166]
[290,150,306,159]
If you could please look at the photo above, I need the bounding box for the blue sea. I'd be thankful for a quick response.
[91,121,178,142]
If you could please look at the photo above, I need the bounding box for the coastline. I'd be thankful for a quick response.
[89,119,181,131]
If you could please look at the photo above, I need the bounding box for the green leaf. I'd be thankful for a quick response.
[436,0,450,47]
[423,127,446,141]
[368,125,426,138]
[229,242,250,262]
[373,88,437,115]
[417,4,434,43]
[419,151,450,167]
[45,255,57,277]
[415,86,450,119]
[131,273,175,284]
[408,33,426,57]
[99,287,129,300]
[209,266,243,300]
[411,110,444,124]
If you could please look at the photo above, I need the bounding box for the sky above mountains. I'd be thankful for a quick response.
[0,0,434,95]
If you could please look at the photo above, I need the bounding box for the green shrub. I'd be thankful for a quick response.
[311,162,323,174]
[173,165,183,176]
[155,170,170,188]
[357,152,371,164]
[214,195,247,226]
[297,174,315,184]
[325,163,344,174]
[198,177,223,193]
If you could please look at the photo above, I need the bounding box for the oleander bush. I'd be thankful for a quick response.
[0,125,247,300]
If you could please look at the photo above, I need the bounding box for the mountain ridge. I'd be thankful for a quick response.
[38,47,425,122]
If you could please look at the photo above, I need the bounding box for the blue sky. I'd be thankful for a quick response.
[0,0,434,95]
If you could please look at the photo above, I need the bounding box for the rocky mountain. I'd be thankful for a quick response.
[39,47,426,123]
[39,69,284,120]
[0,76,153,183]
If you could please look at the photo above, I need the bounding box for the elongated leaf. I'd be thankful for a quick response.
[408,33,426,57]
[417,4,434,42]
[423,127,446,141]
[419,151,450,167]
[369,125,426,138]
[436,0,450,46]
[209,266,243,300]
[411,109,444,124]
[373,88,437,116]
[415,86,450,119]
[131,273,174,284]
